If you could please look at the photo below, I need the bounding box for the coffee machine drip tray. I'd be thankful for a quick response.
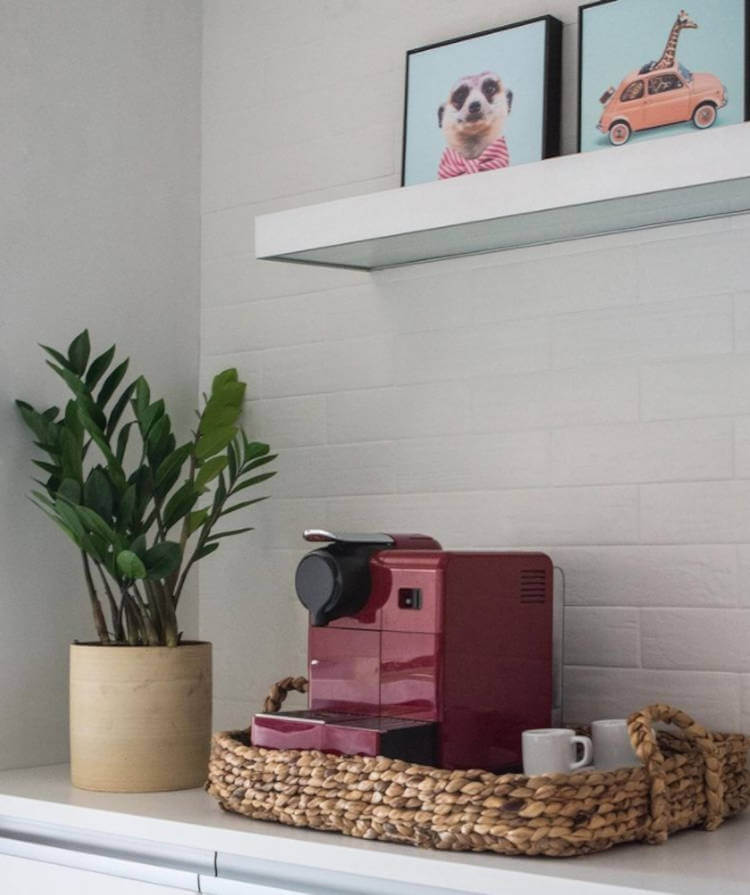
[252,710,437,765]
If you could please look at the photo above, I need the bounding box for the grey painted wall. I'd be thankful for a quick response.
[0,0,201,769]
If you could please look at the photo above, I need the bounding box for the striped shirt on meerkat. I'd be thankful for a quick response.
[438,136,510,179]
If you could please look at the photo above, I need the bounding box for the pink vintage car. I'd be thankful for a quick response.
[597,63,727,145]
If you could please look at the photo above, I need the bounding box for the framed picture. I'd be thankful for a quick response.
[401,16,562,187]
[578,0,749,152]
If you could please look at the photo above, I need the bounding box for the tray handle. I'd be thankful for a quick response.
[262,676,309,714]
[627,704,724,843]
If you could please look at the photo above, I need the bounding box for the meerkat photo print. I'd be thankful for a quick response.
[579,0,749,152]
[401,17,562,187]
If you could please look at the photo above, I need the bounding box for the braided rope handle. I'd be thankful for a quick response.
[262,676,309,714]
[627,704,724,843]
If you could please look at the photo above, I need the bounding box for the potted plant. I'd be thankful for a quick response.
[15,330,276,792]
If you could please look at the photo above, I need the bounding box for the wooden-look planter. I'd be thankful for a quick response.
[70,642,212,792]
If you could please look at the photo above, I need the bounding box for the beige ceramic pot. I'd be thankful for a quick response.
[70,641,212,792]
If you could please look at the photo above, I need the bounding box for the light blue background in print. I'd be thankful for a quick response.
[580,0,746,151]
[403,20,549,186]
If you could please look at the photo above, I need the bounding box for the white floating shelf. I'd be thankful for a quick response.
[255,123,750,271]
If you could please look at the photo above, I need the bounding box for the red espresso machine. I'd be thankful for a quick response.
[252,530,553,772]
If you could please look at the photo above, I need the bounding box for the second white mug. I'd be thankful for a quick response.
[591,719,640,770]
[522,728,593,776]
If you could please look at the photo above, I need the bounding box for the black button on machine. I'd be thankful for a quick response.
[398,588,422,610]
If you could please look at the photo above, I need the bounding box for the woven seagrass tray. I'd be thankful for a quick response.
[206,677,750,857]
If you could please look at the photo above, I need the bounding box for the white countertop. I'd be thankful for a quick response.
[0,763,747,895]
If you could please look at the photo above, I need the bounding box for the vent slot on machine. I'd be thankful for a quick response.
[520,569,547,603]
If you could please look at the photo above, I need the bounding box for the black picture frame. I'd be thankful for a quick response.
[577,0,750,153]
[401,15,563,187]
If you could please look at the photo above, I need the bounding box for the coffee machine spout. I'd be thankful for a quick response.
[310,606,329,627]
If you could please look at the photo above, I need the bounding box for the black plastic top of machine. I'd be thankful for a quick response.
[295,542,380,626]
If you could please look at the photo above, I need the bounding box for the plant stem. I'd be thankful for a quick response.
[95,561,124,642]
[152,579,178,646]
[130,583,160,646]
[154,504,167,541]
[122,594,142,645]
[171,447,198,608]
[173,469,240,606]
[82,553,109,644]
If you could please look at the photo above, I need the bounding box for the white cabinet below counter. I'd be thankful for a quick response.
[0,852,197,894]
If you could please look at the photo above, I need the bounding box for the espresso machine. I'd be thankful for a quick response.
[252,530,553,772]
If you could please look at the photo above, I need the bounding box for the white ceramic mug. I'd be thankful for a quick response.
[522,728,593,776]
[591,719,640,770]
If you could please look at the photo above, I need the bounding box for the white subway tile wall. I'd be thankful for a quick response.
[201,0,750,732]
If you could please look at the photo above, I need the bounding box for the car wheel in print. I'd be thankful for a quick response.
[608,121,631,146]
[692,102,717,129]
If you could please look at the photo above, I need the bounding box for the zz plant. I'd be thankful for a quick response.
[16,330,276,647]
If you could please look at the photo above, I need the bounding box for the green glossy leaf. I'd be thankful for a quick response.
[16,401,53,443]
[64,399,84,441]
[74,505,117,544]
[195,542,219,561]
[32,459,60,476]
[227,438,239,481]
[46,362,86,398]
[116,550,147,580]
[220,495,269,517]
[60,428,83,483]
[244,453,278,472]
[129,466,153,521]
[116,421,136,464]
[160,433,176,467]
[44,473,61,494]
[162,482,199,531]
[198,371,246,435]
[97,358,130,409]
[40,343,73,370]
[233,463,277,490]
[140,399,165,436]
[195,426,236,461]
[210,384,246,418]
[130,533,147,559]
[242,437,270,463]
[31,489,57,510]
[67,330,91,376]
[77,405,125,488]
[81,394,107,432]
[205,526,254,541]
[33,438,60,455]
[58,477,81,503]
[145,414,171,468]
[103,382,135,439]
[30,498,82,549]
[117,484,136,529]
[154,443,191,495]
[212,471,227,514]
[83,467,114,523]
[143,541,182,579]
[187,507,210,537]
[147,411,169,444]
[199,401,242,434]
[195,456,228,489]
[55,498,103,562]
[212,368,238,391]
[133,376,151,419]
[85,344,115,389]
[104,380,136,438]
